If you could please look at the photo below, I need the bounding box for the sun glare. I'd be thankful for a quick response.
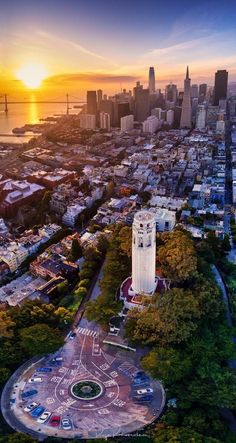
[16,62,47,89]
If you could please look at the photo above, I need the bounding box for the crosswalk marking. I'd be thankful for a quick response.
[76,327,97,337]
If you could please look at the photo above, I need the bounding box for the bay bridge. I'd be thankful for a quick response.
[0,94,85,114]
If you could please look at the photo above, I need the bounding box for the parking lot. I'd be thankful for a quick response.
[5,327,165,439]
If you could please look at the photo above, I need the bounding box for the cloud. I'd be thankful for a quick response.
[36,30,118,67]
[142,35,217,58]
[45,72,138,84]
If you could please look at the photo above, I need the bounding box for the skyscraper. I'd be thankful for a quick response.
[180,66,192,129]
[213,70,228,106]
[191,84,199,99]
[135,87,150,122]
[165,83,177,103]
[87,91,97,115]
[196,105,206,130]
[97,89,103,109]
[199,83,207,103]
[148,67,155,94]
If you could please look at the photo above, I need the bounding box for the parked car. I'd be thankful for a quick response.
[30,406,45,418]
[49,415,60,427]
[37,367,52,373]
[50,357,63,366]
[69,332,76,340]
[136,388,153,395]
[132,371,146,379]
[37,411,51,423]
[28,377,42,383]
[23,402,38,413]
[133,376,150,385]
[22,389,38,399]
[61,418,72,430]
[134,394,153,403]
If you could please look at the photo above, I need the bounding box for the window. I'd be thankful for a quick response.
[138,237,143,247]
[147,235,151,247]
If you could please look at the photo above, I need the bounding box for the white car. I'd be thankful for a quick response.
[28,377,42,383]
[37,411,51,423]
[61,418,72,430]
[23,402,38,412]
[136,388,153,395]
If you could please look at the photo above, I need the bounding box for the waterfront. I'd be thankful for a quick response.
[0,101,81,143]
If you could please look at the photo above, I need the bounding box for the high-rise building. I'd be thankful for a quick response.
[165,83,177,103]
[166,109,174,126]
[216,111,225,133]
[199,83,207,103]
[100,99,114,125]
[196,105,206,130]
[135,88,150,122]
[180,66,192,129]
[148,67,155,94]
[191,84,199,99]
[142,115,160,133]
[79,114,96,129]
[120,114,134,132]
[213,70,228,106]
[87,91,97,115]
[206,105,218,129]
[100,112,110,130]
[97,89,103,109]
[132,211,156,294]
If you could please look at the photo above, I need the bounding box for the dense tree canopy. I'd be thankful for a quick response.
[126,288,201,345]
[152,424,220,443]
[157,229,198,282]
[85,224,131,326]
[0,311,15,338]
[19,323,63,356]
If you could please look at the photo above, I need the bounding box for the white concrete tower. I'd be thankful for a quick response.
[132,210,156,294]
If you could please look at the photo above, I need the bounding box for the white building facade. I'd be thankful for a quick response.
[132,210,156,294]
[120,114,134,132]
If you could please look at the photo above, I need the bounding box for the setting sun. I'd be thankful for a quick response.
[16,62,47,89]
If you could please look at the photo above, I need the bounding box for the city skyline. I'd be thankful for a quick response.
[1,0,236,97]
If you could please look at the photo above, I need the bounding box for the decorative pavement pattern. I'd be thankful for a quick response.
[2,327,165,439]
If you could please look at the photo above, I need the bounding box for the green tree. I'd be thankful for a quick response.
[152,424,220,443]
[157,230,198,282]
[57,280,68,295]
[78,278,90,288]
[0,311,15,338]
[126,288,201,346]
[70,238,83,261]
[96,234,109,254]
[75,287,87,297]
[54,307,73,328]
[0,367,10,385]
[142,347,192,384]
[20,324,63,356]
[3,435,38,443]
[119,226,132,257]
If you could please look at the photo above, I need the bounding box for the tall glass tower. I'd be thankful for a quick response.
[148,67,156,94]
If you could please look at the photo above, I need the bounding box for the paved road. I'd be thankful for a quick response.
[1,322,165,440]
[1,264,165,439]
[79,266,103,332]
[212,265,236,432]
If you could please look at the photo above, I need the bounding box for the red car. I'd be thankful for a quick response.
[49,415,60,427]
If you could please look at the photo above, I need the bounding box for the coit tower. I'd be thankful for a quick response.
[132,210,156,294]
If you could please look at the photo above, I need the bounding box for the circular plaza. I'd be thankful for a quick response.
[1,326,165,440]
